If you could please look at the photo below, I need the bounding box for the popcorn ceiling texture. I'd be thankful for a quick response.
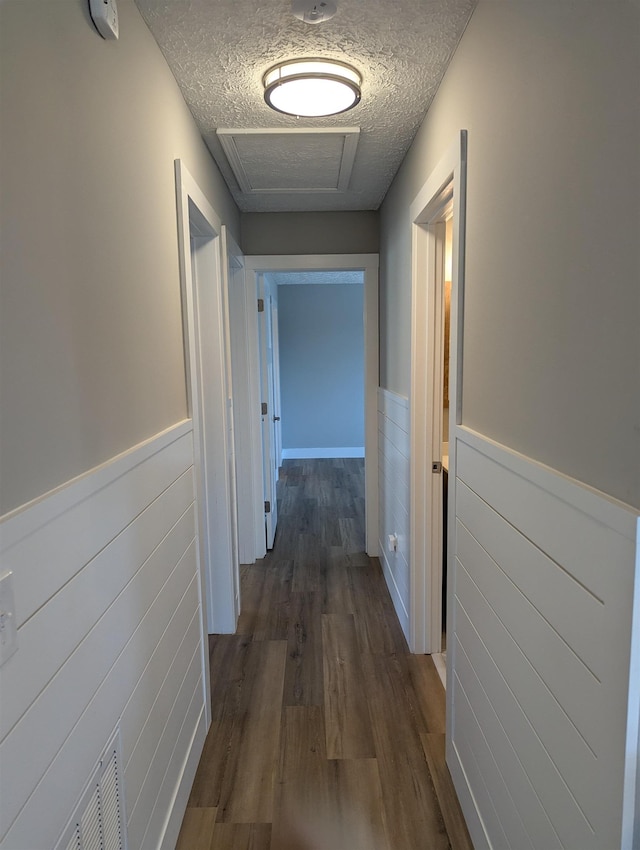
[134,0,476,211]
[232,132,346,190]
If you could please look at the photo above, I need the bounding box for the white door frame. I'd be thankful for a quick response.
[222,229,264,565]
[268,286,283,476]
[244,253,379,557]
[175,160,238,646]
[242,267,268,560]
[220,226,242,613]
[409,132,467,656]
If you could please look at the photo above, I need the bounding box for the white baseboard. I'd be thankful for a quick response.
[432,652,446,689]
[158,707,208,850]
[378,548,409,641]
[282,447,365,459]
[377,388,410,646]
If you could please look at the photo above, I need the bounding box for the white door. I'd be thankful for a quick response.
[189,232,237,633]
[222,229,265,565]
[270,294,283,478]
[258,275,279,549]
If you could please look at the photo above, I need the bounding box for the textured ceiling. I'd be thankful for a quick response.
[217,128,360,193]
[134,0,476,212]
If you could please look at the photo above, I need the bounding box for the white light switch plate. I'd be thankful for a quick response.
[0,571,18,665]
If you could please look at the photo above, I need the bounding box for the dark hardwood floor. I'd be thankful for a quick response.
[177,458,473,850]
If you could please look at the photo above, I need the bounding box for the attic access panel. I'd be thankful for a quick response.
[216,127,360,194]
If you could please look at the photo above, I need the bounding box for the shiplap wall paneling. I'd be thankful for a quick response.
[377,388,410,641]
[449,427,639,850]
[127,636,204,849]
[0,423,208,850]
[0,464,195,743]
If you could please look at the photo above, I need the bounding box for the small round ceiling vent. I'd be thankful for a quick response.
[291,0,337,25]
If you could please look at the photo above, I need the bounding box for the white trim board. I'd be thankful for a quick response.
[175,159,238,637]
[624,517,640,850]
[409,130,467,656]
[0,419,192,550]
[377,388,410,643]
[282,447,364,459]
[222,228,263,566]
[1,420,193,625]
[432,652,446,689]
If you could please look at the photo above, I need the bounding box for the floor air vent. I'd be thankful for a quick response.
[55,726,128,850]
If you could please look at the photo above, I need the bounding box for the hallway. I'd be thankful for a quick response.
[177,459,472,849]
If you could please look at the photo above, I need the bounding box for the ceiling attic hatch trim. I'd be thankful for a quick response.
[216,127,360,195]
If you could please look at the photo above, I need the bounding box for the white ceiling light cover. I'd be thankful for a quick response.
[263,58,361,117]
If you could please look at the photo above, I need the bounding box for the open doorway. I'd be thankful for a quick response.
[244,254,379,557]
[264,270,365,555]
[274,272,365,463]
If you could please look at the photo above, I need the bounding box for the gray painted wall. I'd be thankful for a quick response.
[278,283,365,451]
[0,0,240,514]
[380,0,640,508]
[241,211,379,255]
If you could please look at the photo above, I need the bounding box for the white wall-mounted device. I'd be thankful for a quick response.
[291,0,337,25]
[89,0,119,40]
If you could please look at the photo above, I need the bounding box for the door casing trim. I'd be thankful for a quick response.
[409,131,468,655]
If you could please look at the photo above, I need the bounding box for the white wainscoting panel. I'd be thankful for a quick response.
[449,426,640,850]
[377,388,410,641]
[0,422,208,850]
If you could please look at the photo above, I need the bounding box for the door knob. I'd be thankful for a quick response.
[273,416,281,422]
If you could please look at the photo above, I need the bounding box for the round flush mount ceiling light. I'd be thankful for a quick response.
[263,58,362,117]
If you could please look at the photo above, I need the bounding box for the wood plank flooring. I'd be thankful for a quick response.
[177,458,473,850]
